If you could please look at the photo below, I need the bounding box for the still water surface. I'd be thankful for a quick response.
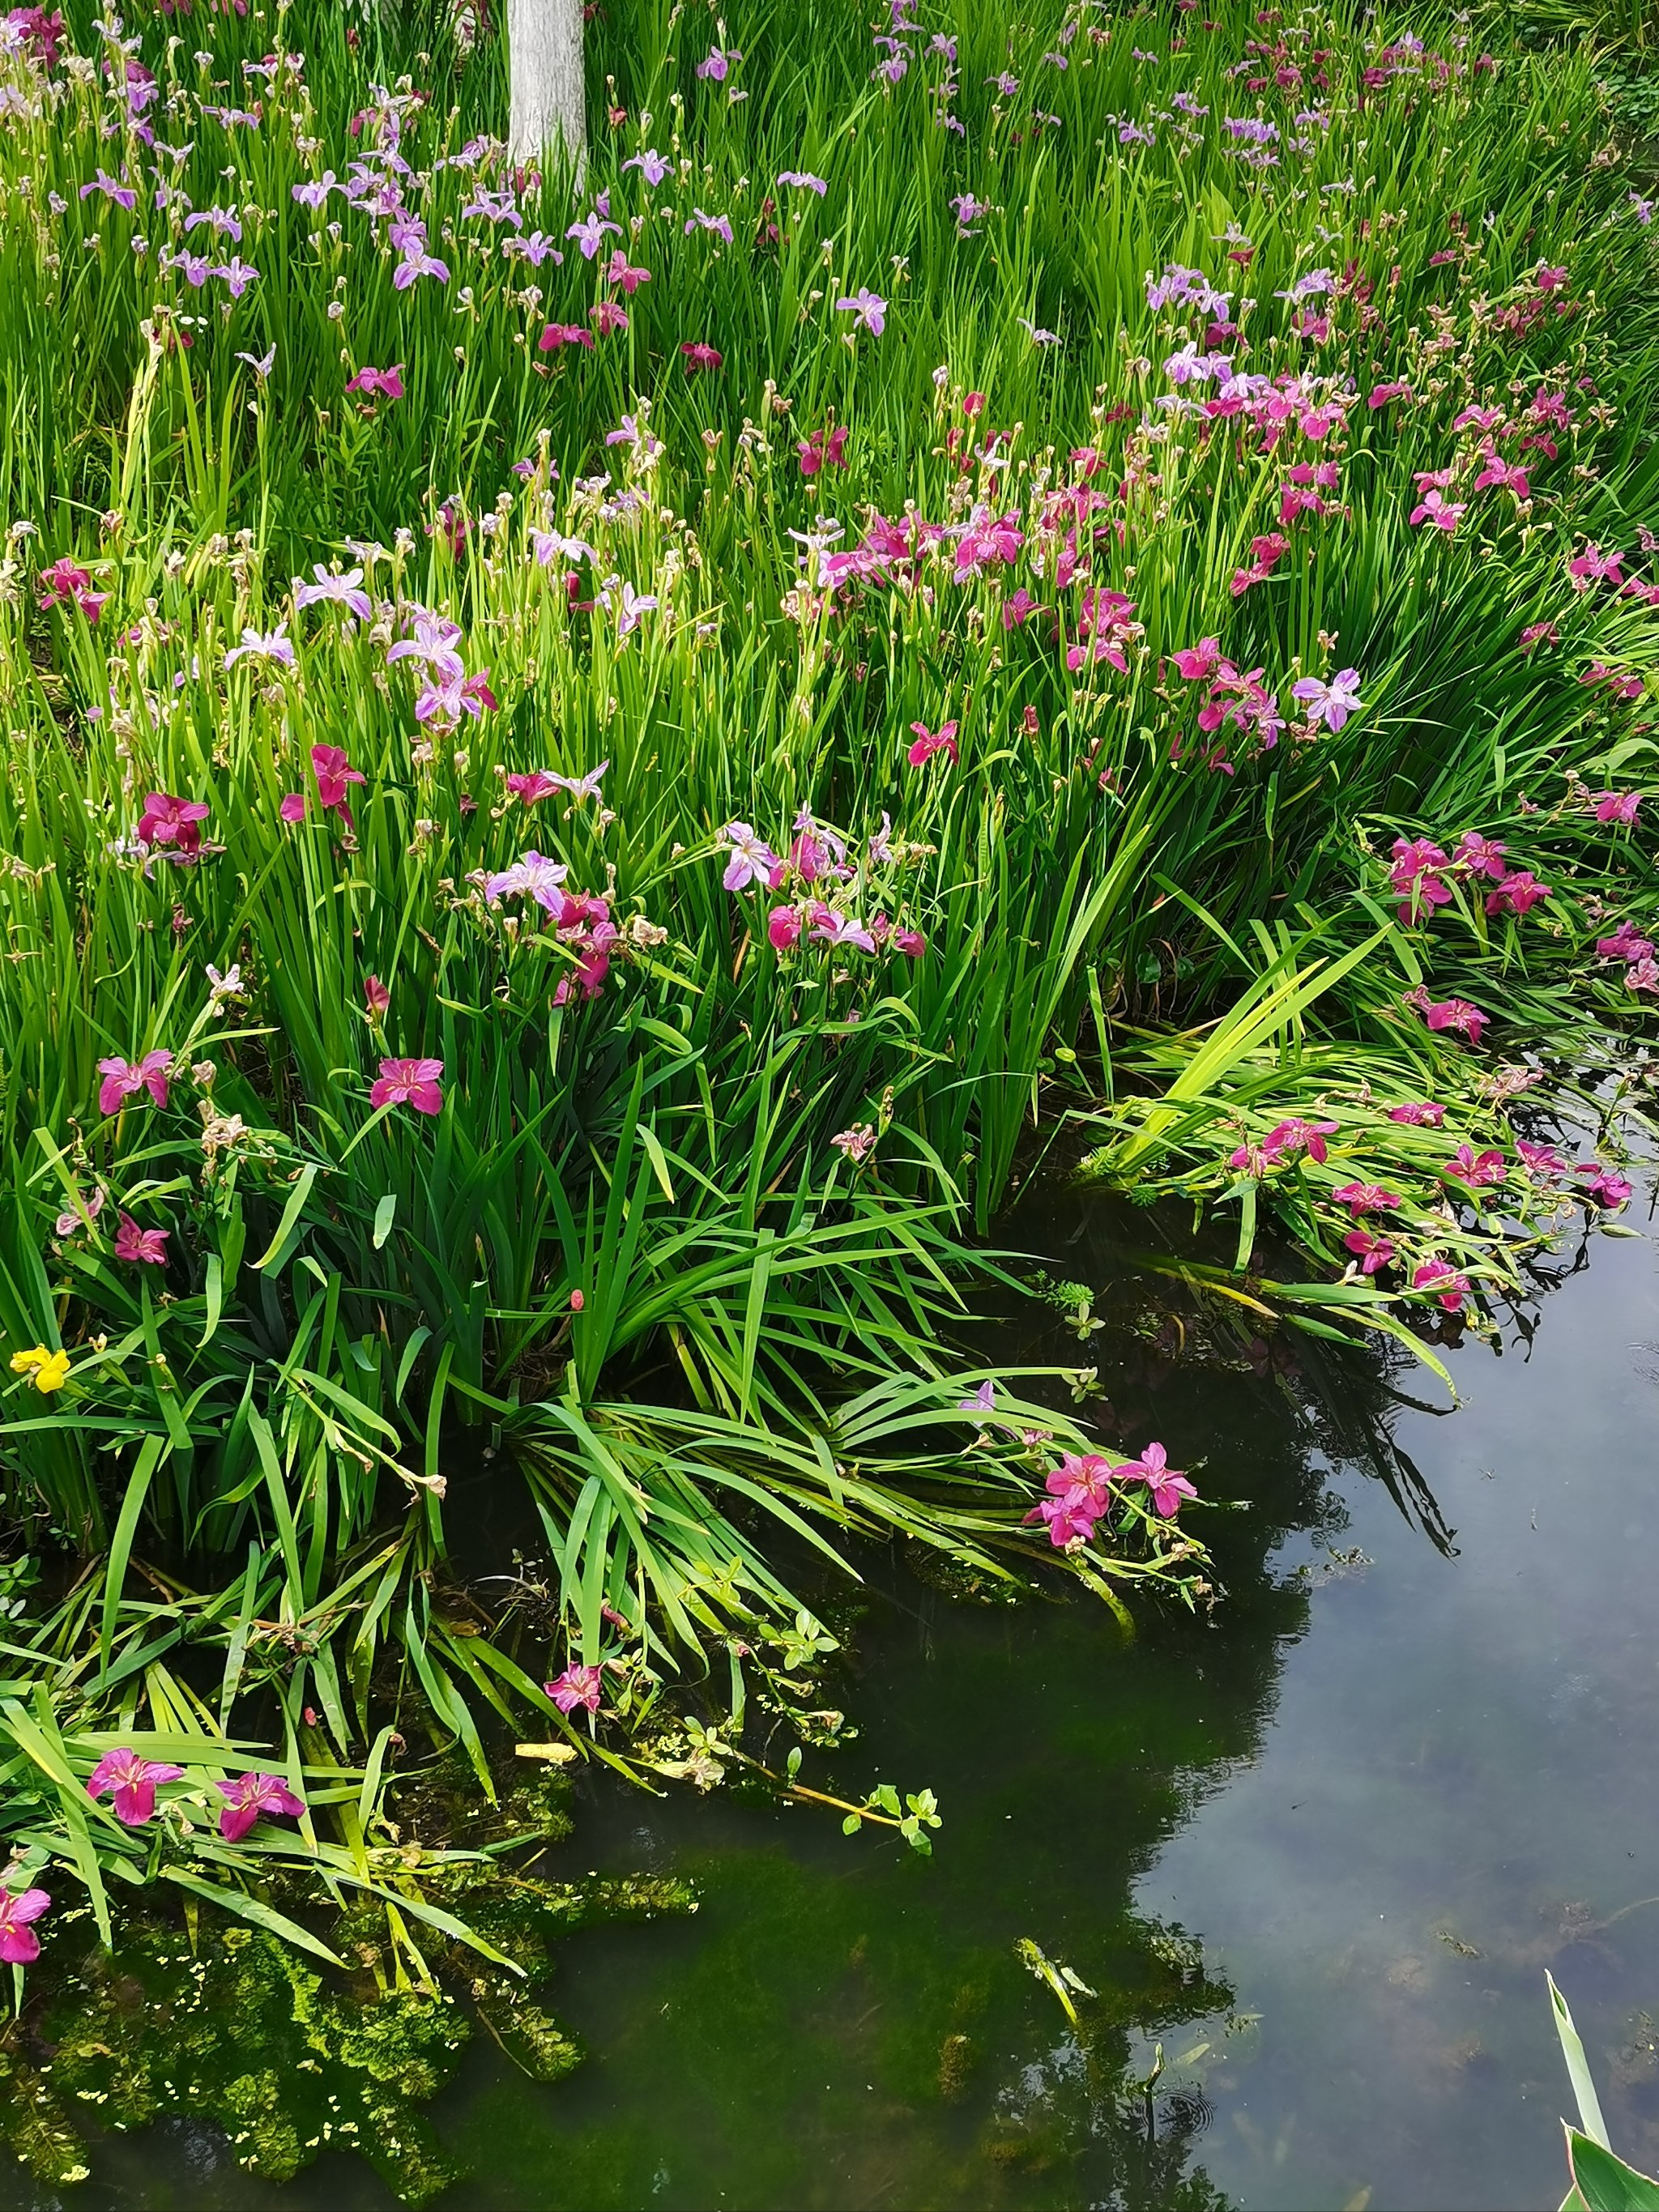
[14,1187,1659,2211]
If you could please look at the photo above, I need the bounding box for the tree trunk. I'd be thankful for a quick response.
[507,0,586,177]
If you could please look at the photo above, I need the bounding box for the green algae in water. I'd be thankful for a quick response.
[0,1842,697,2206]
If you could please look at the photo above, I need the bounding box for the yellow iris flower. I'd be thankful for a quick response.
[9,1345,71,1393]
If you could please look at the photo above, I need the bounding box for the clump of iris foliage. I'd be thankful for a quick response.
[0,0,1655,2001]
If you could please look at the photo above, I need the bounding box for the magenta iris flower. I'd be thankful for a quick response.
[1516,1142,1567,1178]
[137,791,210,859]
[1405,989,1489,1046]
[547,1664,603,1714]
[1576,1162,1632,1207]
[113,1211,170,1264]
[0,1886,51,1965]
[217,1771,306,1842]
[1116,1442,1198,1519]
[1023,1452,1115,1546]
[37,557,106,622]
[1590,791,1642,825]
[310,743,365,825]
[1332,1182,1400,1214]
[96,1050,171,1115]
[1444,1145,1507,1189]
[1597,922,1654,963]
[1411,1259,1469,1313]
[505,771,563,808]
[371,1058,444,1115]
[87,1747,185,1826]
[1344,1229,1394,1275]
[1409,488,1465,531]
[906,719,959,768]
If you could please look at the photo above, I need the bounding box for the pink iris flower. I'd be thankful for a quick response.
[1230,1118,1337,1173]
[1332,1182,1401,1214]
[552,918,618,1006]
[1171,637,1222,681]
[603,251,651,294]
[1590,791,1641,825]
[345,364,404,399]
[1517,1142,1567,1177]
[1405,989,1489,1046]
[371,1058,444,1115]
[113,1212,170,1264]
[311,743,365,825]
[1453,831,1508,880]
[1486,871,1550,918]
[364,974,390,1019]
[1388,1101,1445,1127]
[0,1886,52,1965]
[1567,544,1624,591]
[680,341,723,371]
[1344,1229,1395,1275]
[137,791,211,859]
[1577,1163,1632,1208]
[1444,1145,1507,1189]
[1411,1259,1469,1313]
[722,822,783,893]
[547,1664,603,1714]
[1409,488,1465,531]
[505,771,564,808]
[1117,1441,1198,1519]
[87,1747,185,1826]
[907,720,959,768]
[1597,922,1655,964]
[799,426,849,476]
[767,906,803,950]
[217,1770,306,1842]
[1023,1452,1115,1546]
[96,1050,172,1115]
[37,556,107,622]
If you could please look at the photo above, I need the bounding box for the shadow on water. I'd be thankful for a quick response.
[12,1178,1659,2212]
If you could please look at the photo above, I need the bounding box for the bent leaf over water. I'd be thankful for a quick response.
[1551,1975,1659,2211]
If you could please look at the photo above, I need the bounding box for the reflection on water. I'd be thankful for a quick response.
[11,1186,1659,2212]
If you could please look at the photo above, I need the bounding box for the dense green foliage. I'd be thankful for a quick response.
[0,0,1655,2023]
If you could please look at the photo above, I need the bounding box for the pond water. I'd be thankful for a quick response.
[12,1183,1659,2212]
